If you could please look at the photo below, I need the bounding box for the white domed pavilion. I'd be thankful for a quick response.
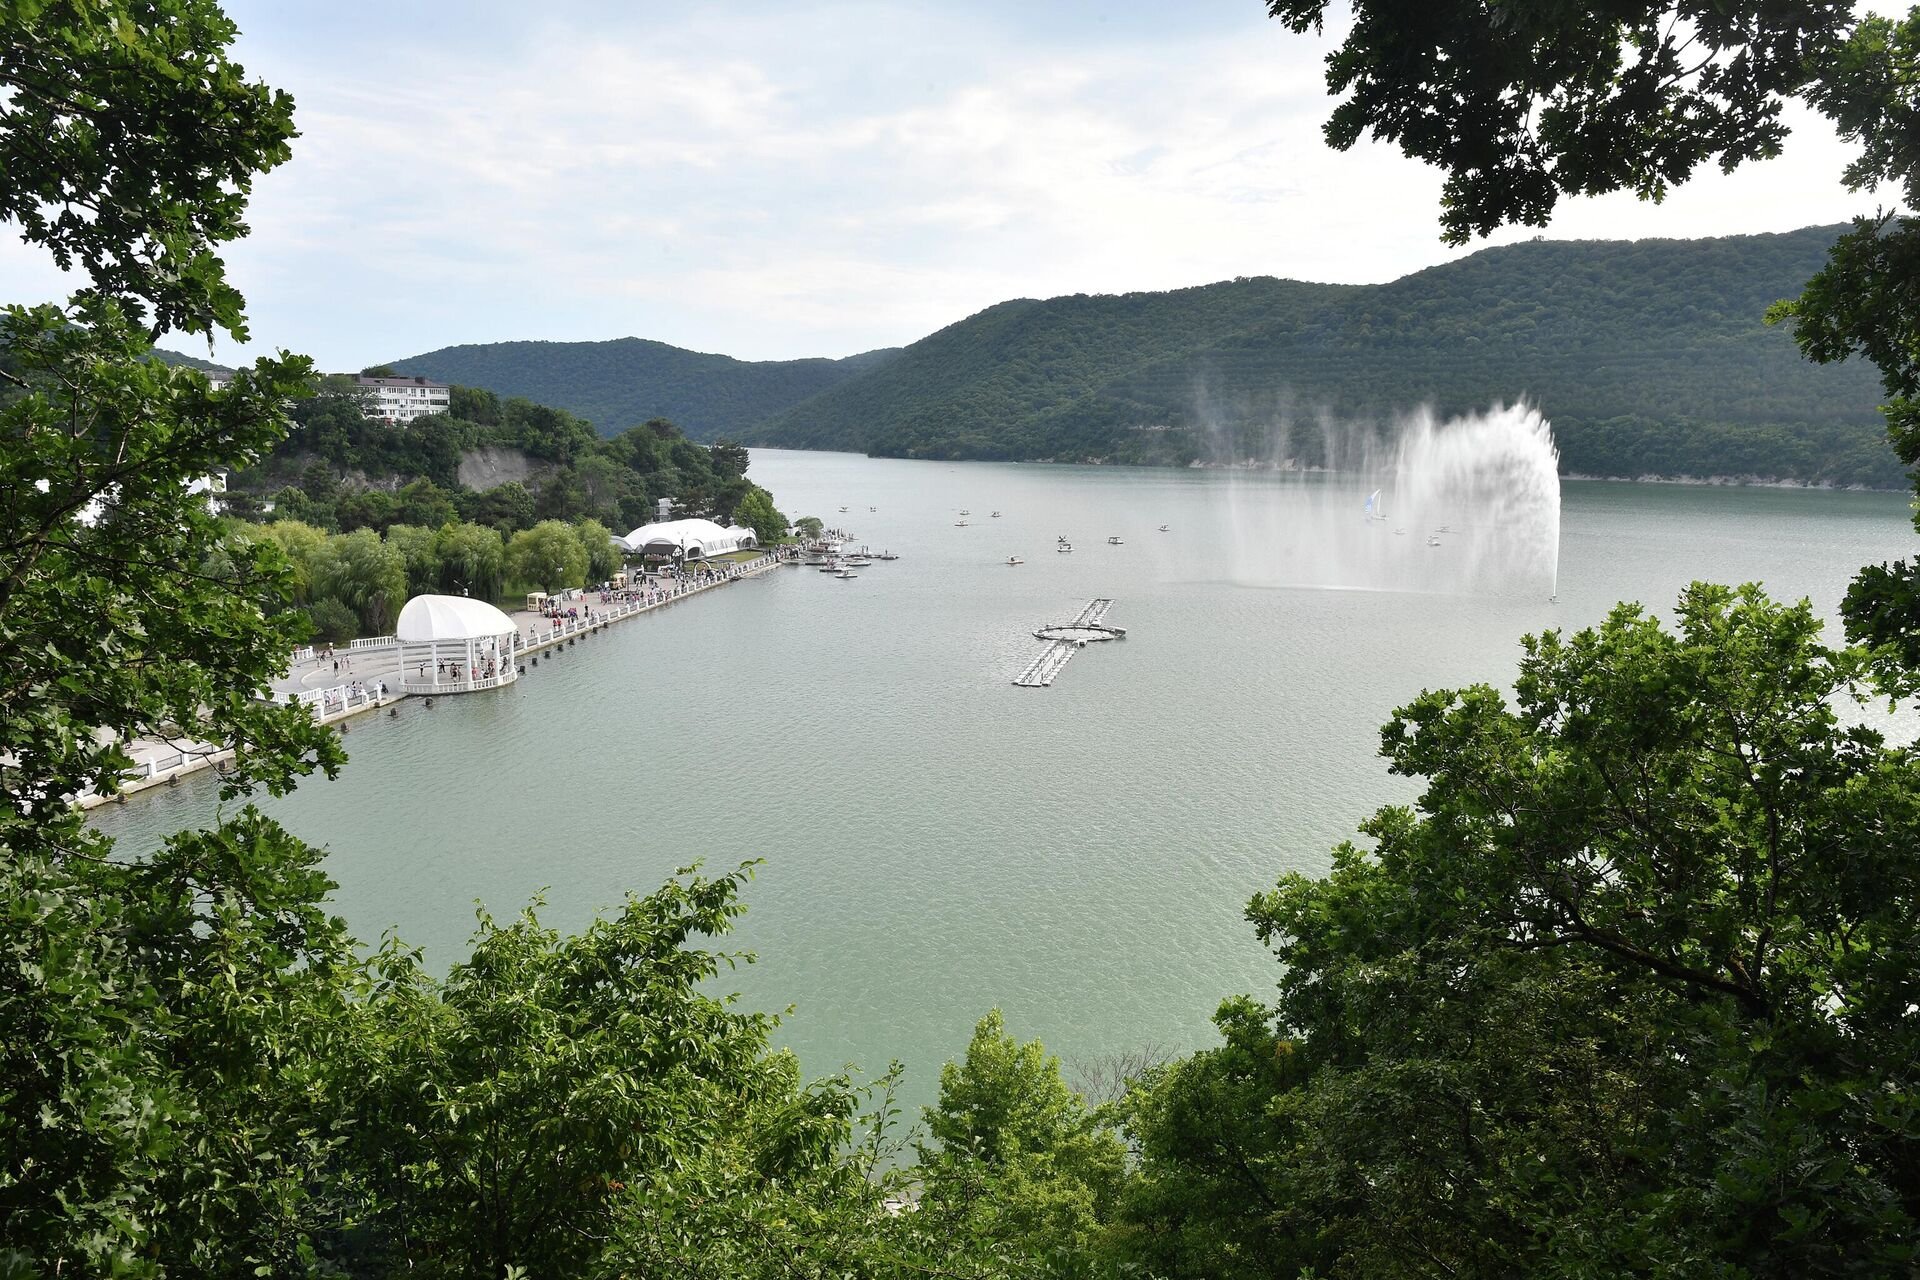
[395,595,521,694]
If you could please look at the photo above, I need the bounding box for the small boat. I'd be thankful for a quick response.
[991,511,1002,518]
[1007,556,1024,565]
[1057,543,1073,553]
[846,557,873,567]
[819,561,846,572]
[955,520,970,527]
[836,569,858,579]
[876,551,899,560]
[1427,535,1442,547]
[959,509,971,516]
[1157,524,1169,532]
[839,506,848,512]
[1107,536,1124,545]
[869,506,876,512]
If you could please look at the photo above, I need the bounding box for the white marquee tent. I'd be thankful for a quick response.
[615,518,757,561]
[395,594,521,694]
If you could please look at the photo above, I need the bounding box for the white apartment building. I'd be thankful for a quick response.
[352,374,451,423]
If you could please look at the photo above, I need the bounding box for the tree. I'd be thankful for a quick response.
[332,866,787,1278]
[733,484,789,546]
[0,0,298,341]
[383,522,439,597]
[432,520,506,601]
[260,519,331,605]
[396,477,458,529]
[459,480,536,534]
[794,515,825,540]
[709,438,750,479]
[507,519,589,594]
[1144,584,1920,1275]
[574,517,623,583]
[315,528,408,635]
[0,8,354,1271]
[916,1011,1129,1276]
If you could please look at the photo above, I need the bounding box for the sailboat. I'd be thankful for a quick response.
[1363,489,1387,522]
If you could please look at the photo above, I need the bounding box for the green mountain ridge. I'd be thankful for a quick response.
[386,336,900,441]
[752,224,1897,486]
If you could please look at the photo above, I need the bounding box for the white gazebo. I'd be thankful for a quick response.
[395,595,521,694]
[615,518,757,562]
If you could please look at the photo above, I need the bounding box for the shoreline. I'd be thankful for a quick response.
[80,549,796,810]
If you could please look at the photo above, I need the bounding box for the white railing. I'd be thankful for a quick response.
[291,646,315,664]
[349,635,395,650]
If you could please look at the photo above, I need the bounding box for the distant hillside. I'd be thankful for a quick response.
[386,337,900,441]
[752,226,1898,487]
[151,348,233,374]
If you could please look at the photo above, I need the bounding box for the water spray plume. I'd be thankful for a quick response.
[1220,403,1561,597]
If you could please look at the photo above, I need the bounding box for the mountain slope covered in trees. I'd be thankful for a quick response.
[385,337,899,441]
[754,225,1897,485]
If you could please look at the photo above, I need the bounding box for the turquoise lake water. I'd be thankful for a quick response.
[92,449,1915,1111]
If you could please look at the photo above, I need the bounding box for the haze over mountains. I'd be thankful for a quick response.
[367,225,1893,486]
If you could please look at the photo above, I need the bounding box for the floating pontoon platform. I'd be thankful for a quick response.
[1014,598,1125,687]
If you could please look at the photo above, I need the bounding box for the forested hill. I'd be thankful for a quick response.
[385,337,900,441]
[752,225,1899,487]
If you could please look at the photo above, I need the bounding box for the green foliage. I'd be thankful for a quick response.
[732,485,789,545]
[0,0,297,340]
[305,595,359,643]
[331,866,782,1277]
[1264,0,1849,245]
[574,517,622,582]
[2,809,359,1276]
[0,303,341,824]
[507,519,589,594]
[794,515,825,540]
[752,229,1894,483]
[314,527,407,635]
[916,1011,1129,1277]
[1120,585,1920,1276]
[431,519,506,600]
[388,337,901,442]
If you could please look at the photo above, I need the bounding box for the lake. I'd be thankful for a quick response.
[92,448,1914,1112]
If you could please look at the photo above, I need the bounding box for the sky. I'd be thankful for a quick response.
[0,0,1888,371]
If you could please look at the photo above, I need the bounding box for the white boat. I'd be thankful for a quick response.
[836,570,858,579]
[955,519,970,527]
[1364,488,1387,522]
[991,511,1002,518]
[1007,556,1024,565]
[869,506,876,512]
[1057,543,1073,553]
[1157,524,1169,532]
[839,506,848,512]
[846,557,872,567]
[958,509,971,515]
[1427,535,1442,547]
[1107,536,1124,545]
[876,551,899,560]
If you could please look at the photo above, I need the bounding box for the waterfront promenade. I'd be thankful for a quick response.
[84,548,795,806]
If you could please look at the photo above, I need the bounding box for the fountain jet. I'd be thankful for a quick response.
[1221,402,1560,597]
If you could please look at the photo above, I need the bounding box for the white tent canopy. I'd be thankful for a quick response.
[616,518,757,560]
[396,594,516,642]
[394,595,521,695]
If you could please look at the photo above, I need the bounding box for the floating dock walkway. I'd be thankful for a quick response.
[1014,598,1125,687]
